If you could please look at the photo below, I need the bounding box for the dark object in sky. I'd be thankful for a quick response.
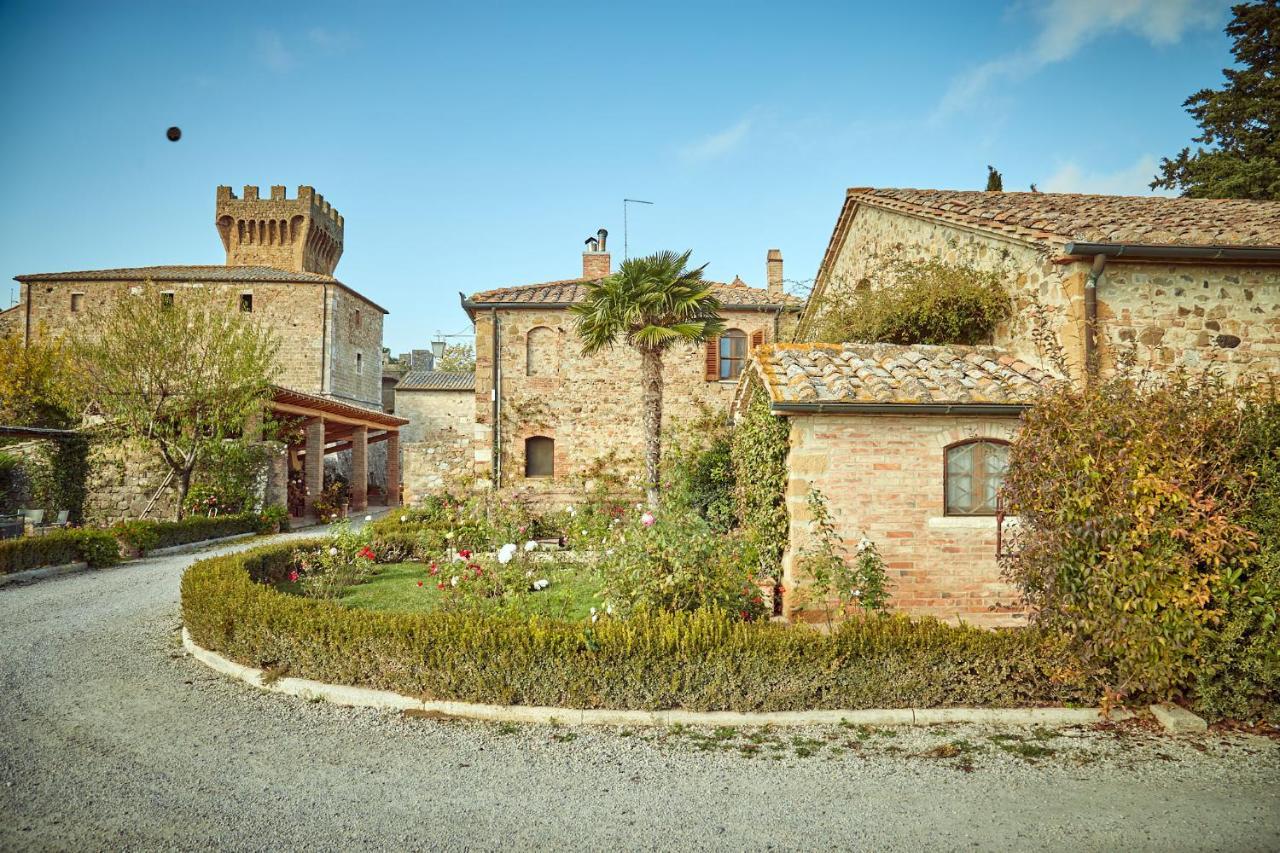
[166,126,182,142]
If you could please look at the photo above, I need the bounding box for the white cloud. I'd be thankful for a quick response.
[679,117,753,162]
[934,0,1223,119]
[256,31,295,73]
[1039,154,1175,196]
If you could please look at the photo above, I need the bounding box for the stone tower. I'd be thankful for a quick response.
[215,185,344,276]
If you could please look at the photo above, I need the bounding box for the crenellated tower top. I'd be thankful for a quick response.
[215,185,344,276]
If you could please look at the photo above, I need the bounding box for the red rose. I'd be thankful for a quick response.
[288,570,299,582]
[740,610,749,620]
[459,549,472,558]
[417,581,424,587]
[428,564,439,575]
[436,582,446,590]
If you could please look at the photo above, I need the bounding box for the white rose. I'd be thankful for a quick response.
[498,543,517,564]
[328,547,338,556]
[450,576,459,587]
[400,515,408,523]
[533,578,549,590]
[524,540,537,552]
[364,515,372,522]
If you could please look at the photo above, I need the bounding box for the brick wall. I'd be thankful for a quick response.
[814,205,1280,383]
[472,306,790,499]
[781,412,1026,628]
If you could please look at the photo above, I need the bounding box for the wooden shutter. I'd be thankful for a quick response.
[705,338,719,381]
[750,330,764,352]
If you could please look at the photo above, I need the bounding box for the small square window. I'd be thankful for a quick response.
[240,293,253,313]
[160,292,175,309]
[70,293,83,312]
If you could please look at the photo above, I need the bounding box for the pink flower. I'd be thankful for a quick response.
[428,563,439,575]
[458,549,472,559]
[436,582,446,590]
[641,512,655,527]
[288,570,299,582]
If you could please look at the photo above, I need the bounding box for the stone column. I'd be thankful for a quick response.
[351,426,368,512]
[386,431,401,508]
[303,417,325,518]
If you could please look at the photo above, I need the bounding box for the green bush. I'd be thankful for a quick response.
[150,513,260,549]
[665,406,737,533]
[181,541,1095,711]
[0,528,119,574]
[112,519,160,554]
[808,252,1011,346]
[730,385,789,580]
[599,510,767,621]
[1002,371,1280,720]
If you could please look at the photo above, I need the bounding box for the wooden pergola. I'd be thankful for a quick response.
[268,385,409,516]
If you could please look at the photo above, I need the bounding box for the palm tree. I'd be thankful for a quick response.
[571,250,725,508]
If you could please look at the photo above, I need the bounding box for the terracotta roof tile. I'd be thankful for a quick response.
[468,278,802,308]
[848,188,1280,248]
[15,265,339,283]
[754,342,1059,407]
[396,370,476,391]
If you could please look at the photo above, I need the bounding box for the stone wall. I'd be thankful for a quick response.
[473,306,790,500]
[395,389,473,443]
[781,412,1025,628]
[402,428,473,504]
[326,286,385,409]
[84,437,179,523]
[0,304,19,339]
[814,204,1280,383]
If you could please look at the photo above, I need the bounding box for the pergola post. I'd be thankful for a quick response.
[386,431,401,508]
[303,417,325,518]
[351,426,368,512]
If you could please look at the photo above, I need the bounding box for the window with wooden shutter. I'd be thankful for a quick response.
[750,329,764,351]
[705,338,719,381]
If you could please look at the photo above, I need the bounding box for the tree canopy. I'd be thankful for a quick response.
[1152,1,1279,199]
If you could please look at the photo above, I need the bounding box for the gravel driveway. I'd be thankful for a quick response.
[2,531,1278,852]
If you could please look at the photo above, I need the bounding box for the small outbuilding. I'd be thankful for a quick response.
[735,342,1058,628]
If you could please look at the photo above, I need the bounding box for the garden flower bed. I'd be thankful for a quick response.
[179,540,1097,712]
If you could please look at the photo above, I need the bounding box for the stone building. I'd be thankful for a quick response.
[801,189,1280,382]
[395,369,476,502]
[736,341,1057,627]
[446,234,801,504]
[6,185,405,521]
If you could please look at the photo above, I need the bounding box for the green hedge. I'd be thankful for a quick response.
[151,514,260,549]
[0,529,120,575]
[181,542,1097,712]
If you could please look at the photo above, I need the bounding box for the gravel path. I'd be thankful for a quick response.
[2,531,1278,852]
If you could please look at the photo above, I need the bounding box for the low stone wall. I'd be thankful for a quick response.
[402,428,472,504]
[85,438,179,523]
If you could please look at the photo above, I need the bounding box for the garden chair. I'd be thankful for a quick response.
[37,510,70,534]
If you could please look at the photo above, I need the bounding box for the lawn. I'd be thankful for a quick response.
[338,559,604,620]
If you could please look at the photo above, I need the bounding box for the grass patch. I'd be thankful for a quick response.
[337,560,603,620]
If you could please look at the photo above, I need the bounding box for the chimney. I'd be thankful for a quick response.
[767,249,783,297]
[582,229,611,279]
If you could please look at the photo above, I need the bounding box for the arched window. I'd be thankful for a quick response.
[944,439,1010,516]
[525,436,554,478]
[526,326,557,376]
[719,329,747,380]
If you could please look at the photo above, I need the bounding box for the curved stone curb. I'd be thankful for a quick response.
[183,628,1132,728]
[0,561,90,588]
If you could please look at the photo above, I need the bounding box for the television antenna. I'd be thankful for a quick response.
[623,198,654,260]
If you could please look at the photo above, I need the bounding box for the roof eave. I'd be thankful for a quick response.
[1062,241,1280,263]
[771,401,1031,416]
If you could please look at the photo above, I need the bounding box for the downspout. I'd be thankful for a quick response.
[490,307,500,488]
[1084,254,1106,383]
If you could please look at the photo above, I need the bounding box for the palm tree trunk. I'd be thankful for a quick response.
[640,346,663,509]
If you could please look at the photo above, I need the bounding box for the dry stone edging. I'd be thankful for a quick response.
[1150,702,1209,734]
[0,561,90,588]
[182,627,1134,729]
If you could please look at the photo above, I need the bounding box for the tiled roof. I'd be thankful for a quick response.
[397,369,476,391]
[13,265,389,314]
[847,188,1280,248]
[754,342,1057,407]
[468,278,802,308]
[15,265,339,283]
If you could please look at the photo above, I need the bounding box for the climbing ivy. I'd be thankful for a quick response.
[730,383,790,580]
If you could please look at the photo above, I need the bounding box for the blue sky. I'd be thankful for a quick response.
[0,0,1237,352]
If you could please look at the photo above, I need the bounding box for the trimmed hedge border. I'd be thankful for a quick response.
[180,542,1100,713]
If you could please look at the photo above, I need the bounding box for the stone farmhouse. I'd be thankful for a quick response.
[4,185,407,521]
[763,188,1280,625]
[802,188,1280,382]
[396,235,801,505]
